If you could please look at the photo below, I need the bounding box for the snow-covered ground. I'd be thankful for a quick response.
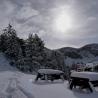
[0,52,98,98]
[71,72,98,81]
[1,72,98,98]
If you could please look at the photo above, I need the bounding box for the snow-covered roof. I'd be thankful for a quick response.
[71,72,98,81]
[85,63,94,68]
[38,69,64,74]
[85,63,97,68]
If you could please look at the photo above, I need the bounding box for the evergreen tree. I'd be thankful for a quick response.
[48,50,65,70]
[0,33,8,52]
[17,38,26,57]
[32,34,45,66]
[0,24,22,60]
[94,65,98,72]
[0,24,65,72]
[25,33,45,71]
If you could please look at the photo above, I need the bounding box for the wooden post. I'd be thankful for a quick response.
[60,75,64,81]
[45,74,48,81]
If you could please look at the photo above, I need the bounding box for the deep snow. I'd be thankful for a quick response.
[0,53,98,98]
[71,72,98,81]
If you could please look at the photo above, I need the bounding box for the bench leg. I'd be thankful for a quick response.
[88,82,93,92]
[69,80,74,90]
[35,74,39,81]
[45,74,48,81]
[60,75,64,81]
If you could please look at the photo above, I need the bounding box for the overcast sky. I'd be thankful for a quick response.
[0,0,98,49]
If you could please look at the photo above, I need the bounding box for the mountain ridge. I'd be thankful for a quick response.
[45,43,98,65]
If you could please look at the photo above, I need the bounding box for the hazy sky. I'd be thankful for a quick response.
[0,0,98,49]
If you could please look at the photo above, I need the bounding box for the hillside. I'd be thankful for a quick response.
[58,44,98,58]
[54,43,98,65]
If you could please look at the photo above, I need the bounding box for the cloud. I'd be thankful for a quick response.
[16,4,39,21]
[0,0,98,49]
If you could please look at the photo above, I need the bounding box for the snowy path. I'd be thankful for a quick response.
[0,71,98,98]
[5,77,27,98]
[0,72,34,98]
[19,74,98,98]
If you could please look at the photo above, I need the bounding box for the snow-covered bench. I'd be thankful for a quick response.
[35,69,64,81]
[70,72,98,92]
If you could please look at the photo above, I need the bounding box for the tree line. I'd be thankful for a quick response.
[0,24,65,72]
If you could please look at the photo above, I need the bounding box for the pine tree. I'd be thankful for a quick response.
[32,34,45,70]
[25,34,34,71]
[25,33,45,71]
[0,33,8,52]
[0,24,22,60]
[48,50,65,70]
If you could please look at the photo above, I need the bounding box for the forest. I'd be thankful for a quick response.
[0,24,65,72]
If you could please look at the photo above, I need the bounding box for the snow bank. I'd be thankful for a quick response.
[0,52,17,72]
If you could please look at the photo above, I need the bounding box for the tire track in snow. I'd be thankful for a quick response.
[18,85,35,98]
[4,73,34,98]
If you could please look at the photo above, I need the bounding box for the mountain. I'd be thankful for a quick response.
[53,43,98,65]
[57,44,98,58]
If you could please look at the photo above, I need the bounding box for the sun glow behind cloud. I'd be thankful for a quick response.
[51,6,74,39]
[55,13,72,32]
[54,10,72,32]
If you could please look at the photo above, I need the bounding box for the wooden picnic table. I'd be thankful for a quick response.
[69,72,98,92]
[35,69,64,81]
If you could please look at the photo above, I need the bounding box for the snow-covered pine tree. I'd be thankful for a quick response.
[1,24,22,60]
[33,34,46,71]
[15,48,24,70]
[25,34,34,71]
[48,50,65,70]
[25,33,45,72]
[0,33,8,52]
